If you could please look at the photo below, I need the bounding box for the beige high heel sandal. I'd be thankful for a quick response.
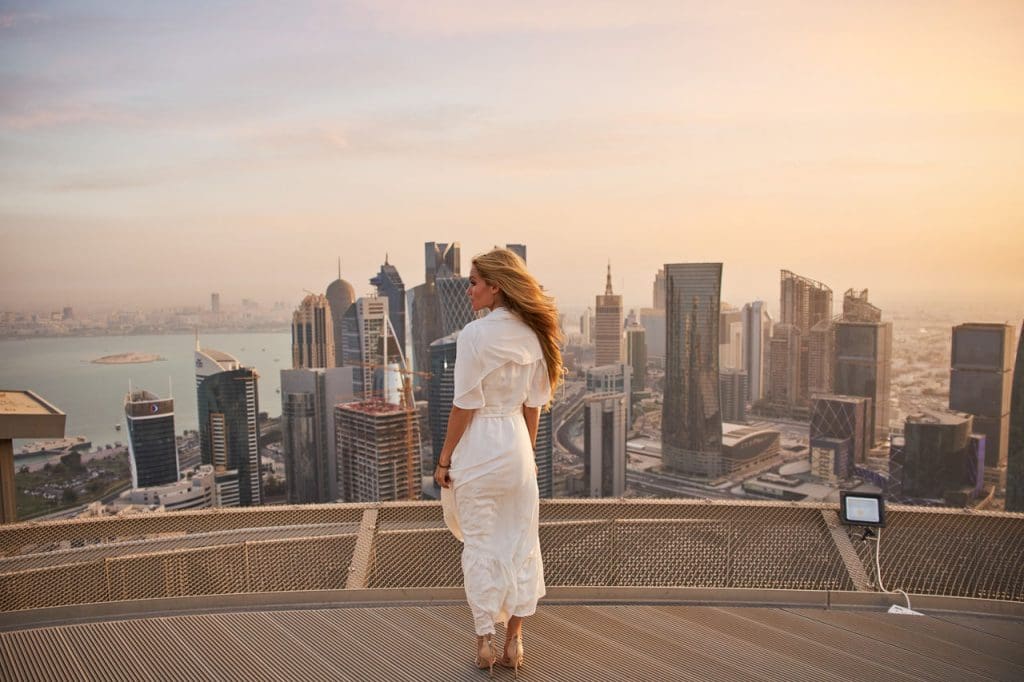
[500,634,524,679]
[476,635,496,678]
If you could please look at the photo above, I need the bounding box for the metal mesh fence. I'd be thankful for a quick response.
[0,500,1021,612]
[849,508,1024,602]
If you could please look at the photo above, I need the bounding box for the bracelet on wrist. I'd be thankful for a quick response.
[436,463,450,468]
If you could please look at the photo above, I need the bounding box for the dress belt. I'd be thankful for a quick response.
[476,407,522,418]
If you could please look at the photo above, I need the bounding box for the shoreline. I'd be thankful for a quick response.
[91,352,165,364]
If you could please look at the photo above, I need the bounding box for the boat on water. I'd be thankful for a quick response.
[16,436,92,459]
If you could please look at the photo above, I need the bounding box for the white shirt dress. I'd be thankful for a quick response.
[441,306,551,636]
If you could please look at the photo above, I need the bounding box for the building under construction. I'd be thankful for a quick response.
[335,399,422,502]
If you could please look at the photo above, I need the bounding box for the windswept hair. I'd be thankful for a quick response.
[472,248,563,405]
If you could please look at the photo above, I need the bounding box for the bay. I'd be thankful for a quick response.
[0,333,290,451]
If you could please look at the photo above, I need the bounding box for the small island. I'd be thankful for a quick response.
[91,353,164,365]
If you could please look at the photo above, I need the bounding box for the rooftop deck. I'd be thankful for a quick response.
[1,499,1022,679]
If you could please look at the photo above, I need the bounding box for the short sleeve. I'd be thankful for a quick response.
[452,328,485,409]
[525,359,551,407]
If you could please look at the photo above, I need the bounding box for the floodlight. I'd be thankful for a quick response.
[839,491,886,527]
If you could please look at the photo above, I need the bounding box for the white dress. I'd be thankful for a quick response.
[441,306,551,636]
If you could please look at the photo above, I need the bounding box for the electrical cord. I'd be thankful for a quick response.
[867,527,912,610]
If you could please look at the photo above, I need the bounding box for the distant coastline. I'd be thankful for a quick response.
[91,352,165,364]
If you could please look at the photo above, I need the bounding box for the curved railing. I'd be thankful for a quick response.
[1,499,1022,612]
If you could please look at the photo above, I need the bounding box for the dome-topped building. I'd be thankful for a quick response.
[326,257,356,367]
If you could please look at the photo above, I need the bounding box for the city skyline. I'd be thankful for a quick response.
[2,2,1023,312]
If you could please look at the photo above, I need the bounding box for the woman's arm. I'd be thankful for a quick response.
[522,405,541,448]
[435,405,476,488]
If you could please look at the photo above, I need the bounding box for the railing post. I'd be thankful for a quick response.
[820,509,872,592]
[345,506,379,589]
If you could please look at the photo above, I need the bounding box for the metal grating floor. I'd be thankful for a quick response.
[2,603,1021,681]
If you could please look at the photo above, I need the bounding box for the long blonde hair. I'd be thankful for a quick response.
[472,248,563,404]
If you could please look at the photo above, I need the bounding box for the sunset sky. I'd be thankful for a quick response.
[1,1,1022,315]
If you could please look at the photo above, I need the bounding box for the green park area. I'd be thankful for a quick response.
[15,449,131,520]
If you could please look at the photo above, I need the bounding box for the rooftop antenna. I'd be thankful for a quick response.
[168,376,173,400]
[338,257,341,280]
[194,327,200,352]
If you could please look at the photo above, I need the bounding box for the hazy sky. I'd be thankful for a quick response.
[2,1,1022,315]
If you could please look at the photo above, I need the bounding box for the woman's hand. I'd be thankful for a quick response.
[434,464,451,489]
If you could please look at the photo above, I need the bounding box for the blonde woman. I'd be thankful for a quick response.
[435,248,562,678]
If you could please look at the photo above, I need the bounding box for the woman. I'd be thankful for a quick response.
[435,247,562,678]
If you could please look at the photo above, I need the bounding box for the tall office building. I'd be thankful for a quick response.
[210,293,220,314]
[896,410,982,502]
[767,324,801,406]
[949,323,1014,491]
[505,243,527,263]
[807,319,834,397]
[719,369,748,423]
[625,324,647,392]
[535,409,554,499]
[437,276,478,337]
[280,367,356,503]
[809,395,870,482]
[741,301,772,401]
[425,241,461,282]
[595,263,624,366]
[336,400,422,502]
[326,259,356,368]
[662,262,723,477]
[652,268,666,311]
[640,308,666,359]
[583,393,627,497]
[428,333,459,473]
[370,255,406,359]
[1006,322,1024,512]
[719,307,743,370]
[843,288,881,323]
[124,389,179,489]
[341,295,403,401]
[291,293,335,369]
[834,319,893,445]
[195,343,262,507]
[579,307,593,344]
[779,270,833,407]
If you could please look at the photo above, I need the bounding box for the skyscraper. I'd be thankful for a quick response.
[370,255,406,359]
[341,295,403,401]
[842,288,881,323]
[809,395,870,482]
[291,293,335,369]
[741,301,772,401]
[625,324,647,392]
[437,276,478,337]
[325,259,356,368]
[834,319,893,445]
[280,367,356,503]
[898,410,981,502]
[124,388,179,489]
[535,409,554,499]
[595,263,623,366]
[425,241,461,283]
[428,332,459,474]
[195,343,262,506]
[336,400,421,502]
[719,307,743,370]
[210,293,220,314]
[505,243,527,263]
[807,319,834,397]
[662,262,723,477]
[583,393,627,497]
[719,369,748,423]
[779,270,833,407]
[949,323,1015,489]
[767,323,801,407]
[652,268,666,311]
[1006,322,1024,512]
[640,307,666,359]
[579,307,593,344]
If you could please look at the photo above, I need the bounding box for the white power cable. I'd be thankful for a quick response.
[868,527,912,610]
